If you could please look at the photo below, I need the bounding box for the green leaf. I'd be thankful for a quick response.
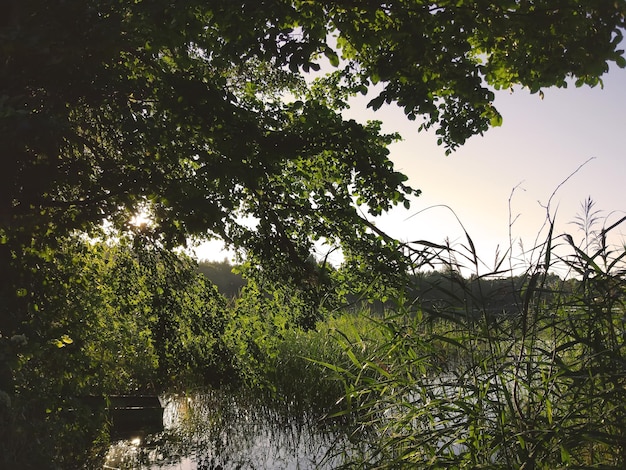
[324,49,340,67]
[490,112,503,127]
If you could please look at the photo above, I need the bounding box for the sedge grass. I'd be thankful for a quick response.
[326,199,626,469]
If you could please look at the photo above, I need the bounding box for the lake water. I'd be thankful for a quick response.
[103,389,361,469]
[102,372,521,469]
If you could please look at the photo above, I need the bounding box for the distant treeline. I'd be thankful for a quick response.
[197,260,576,319]
[407,270,573,320]
[196,260,247,298]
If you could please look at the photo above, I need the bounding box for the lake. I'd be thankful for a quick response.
[103,388,362,469]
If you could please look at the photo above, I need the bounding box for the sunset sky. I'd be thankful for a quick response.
[366,64,626,274]
[196,64,626,275]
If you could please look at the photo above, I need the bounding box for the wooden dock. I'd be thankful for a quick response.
[77,395,164,441]
[107,395,164,441]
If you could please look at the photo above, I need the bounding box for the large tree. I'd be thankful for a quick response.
[2,1,624,269]
[1,1,624,463]
[1,0,625,374]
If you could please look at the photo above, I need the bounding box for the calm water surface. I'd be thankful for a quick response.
[103,389,358,469]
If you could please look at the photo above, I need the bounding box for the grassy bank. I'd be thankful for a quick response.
[311,214,626,469]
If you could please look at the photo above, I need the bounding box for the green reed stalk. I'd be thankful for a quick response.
[328,201,625,469]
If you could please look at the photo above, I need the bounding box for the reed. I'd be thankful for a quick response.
[327,200,626,469]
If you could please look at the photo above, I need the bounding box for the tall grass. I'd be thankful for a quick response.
[328,200,626,469]
[96,197,624,469]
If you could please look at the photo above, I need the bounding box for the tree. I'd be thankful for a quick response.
[0,232,233,468]
[1,1,624,273]
[1,0,625,398]
[1,2,625,464]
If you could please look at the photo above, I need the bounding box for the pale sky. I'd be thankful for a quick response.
[362,65,626,275]
[195,65,626,276]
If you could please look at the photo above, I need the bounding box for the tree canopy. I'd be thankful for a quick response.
[1,0,625,277]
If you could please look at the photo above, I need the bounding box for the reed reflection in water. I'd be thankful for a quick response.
[103,388,360,469]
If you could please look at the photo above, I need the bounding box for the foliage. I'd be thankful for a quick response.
[264,312,386,418]
[2,0,625,280]
[0,232,231,468]
[330,209,626,469]
[224,278,322,386]
[2,0,624,409]
[2,2,626,466]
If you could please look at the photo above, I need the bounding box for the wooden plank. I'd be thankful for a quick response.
[108,395,162,409]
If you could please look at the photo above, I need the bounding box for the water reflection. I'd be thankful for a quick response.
[103,389,359,469]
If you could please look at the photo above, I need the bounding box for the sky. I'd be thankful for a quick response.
[195,65,626,276]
